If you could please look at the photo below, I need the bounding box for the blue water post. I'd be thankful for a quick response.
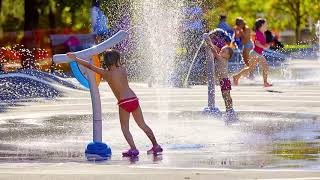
[85,0,111,161]
[84,62,112,161]
[203,46,222,117]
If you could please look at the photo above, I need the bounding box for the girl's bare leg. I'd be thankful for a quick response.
[243,48,255,79]
[119,107,137,150]
[243,48,250,66]
[258,56,272,86]
[132,106,158,147]
[233,56,259,85]
[222,90,233,110]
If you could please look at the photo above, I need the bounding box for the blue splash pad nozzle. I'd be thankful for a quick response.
[85,141,112,161]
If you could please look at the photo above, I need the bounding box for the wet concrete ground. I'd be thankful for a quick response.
[0,111,320,169]
[0,58,320,171]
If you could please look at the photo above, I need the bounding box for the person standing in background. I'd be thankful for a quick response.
[91,0,109,43]
[234,17,254,66]
[217,15,234,38]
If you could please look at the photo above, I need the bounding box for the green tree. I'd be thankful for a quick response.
[203,0,271,31]
[269,0,320,43]
[203,0,320,44]
[0,0,24,32]
[55,0,91,30]
[24,0,91,31]
[0,0,126,33]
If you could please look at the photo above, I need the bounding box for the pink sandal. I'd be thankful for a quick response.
[264,82,273,87]
[147,145,163,155]
[122,149,139,157]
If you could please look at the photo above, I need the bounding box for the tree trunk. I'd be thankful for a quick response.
[24,0,39,31]
[48,5,56,30]
[295,17,301,44]
[295,1,301,43]
[0,0,2,32]
[23,0,39,68]
[71,8,76,29]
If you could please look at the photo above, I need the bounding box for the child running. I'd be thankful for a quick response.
[203,34,237,121]
[67,49,162,157]
[233,18,272,87]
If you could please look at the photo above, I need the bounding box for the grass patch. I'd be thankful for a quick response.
[284,44,312,49]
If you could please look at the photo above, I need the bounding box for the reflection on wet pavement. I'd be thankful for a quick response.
[0,111,319,169]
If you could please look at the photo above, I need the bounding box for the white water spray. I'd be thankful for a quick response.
[130,0,184,85]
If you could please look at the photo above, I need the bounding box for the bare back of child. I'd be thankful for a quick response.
[104,66,136,100]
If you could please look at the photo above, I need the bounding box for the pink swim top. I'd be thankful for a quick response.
[253,30,266,55]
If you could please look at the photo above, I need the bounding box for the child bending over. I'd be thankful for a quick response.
[204,36,238,121]
[67,49,163,157]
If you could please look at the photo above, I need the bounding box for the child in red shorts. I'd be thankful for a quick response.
[67,49,162,157]
[204,36,237,121]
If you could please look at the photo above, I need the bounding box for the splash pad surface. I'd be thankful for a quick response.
[1,75,320,169]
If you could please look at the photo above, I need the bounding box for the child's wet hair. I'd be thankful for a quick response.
[235,17,244,26]
[253,18,266,32]
[224,47,234,59]
[102,49,121,69]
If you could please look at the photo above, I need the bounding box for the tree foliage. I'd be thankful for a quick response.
[269,0,320,43]
[0,0,24,32]
[0,0,129,32]
[0,0,319,43]
[1,0,93,32]
[203,0,320,43]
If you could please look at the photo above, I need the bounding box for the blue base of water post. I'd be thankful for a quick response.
[85,142,112,161]
[203,106,222,117]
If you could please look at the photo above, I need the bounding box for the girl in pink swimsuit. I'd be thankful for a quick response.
[233,18,272,87]
[67,49,162,157]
